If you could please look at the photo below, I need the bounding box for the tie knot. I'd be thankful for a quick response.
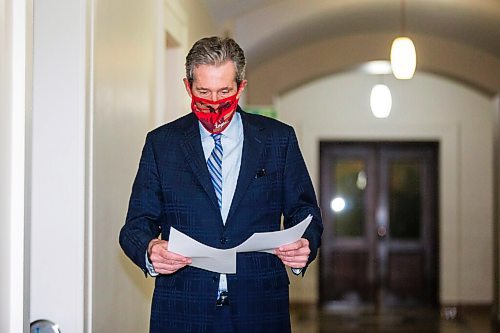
[211,133,222,144]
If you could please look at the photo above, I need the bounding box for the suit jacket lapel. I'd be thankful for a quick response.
[179,114,220,211]
[226,111,266,225]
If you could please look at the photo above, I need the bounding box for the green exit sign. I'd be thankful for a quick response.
[245,106,277,119]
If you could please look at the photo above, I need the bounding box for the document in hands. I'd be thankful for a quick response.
[168,215,312,274]
[168,227,237,274]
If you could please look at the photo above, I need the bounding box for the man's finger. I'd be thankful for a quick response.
[278,241,301,252]
[278,238,309,252]
[152,253,191,265]
[164,250,191,262]
[276,246,310,258]
[152,243,190,262]
[280,259,308,269]
[154,262,188,271]
[277,253,309,262]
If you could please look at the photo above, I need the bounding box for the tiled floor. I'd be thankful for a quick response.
[290,305,495,333]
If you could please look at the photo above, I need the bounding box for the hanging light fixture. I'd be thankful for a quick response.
[370,84,392,118]
[390,0,416,79]
[391,37,416,80]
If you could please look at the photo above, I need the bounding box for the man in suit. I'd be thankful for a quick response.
[119,36,322,333]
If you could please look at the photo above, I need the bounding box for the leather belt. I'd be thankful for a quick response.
[216,291,230,306]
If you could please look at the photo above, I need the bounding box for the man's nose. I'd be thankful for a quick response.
[209,92,218,102]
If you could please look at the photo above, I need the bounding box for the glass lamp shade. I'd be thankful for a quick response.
[370,84,392,118]
[390,37,416,79]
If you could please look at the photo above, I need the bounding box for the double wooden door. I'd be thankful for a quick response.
[319,142,438,309]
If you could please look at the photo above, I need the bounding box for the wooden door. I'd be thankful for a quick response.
[319,142,438,310]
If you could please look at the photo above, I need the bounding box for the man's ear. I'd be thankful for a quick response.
[236,80,248,99]
[183,78,192,98]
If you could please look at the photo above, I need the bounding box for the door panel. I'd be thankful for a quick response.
[379,145,438,306]
[320,145,376,307]
[388,160,421,240]
[320,142,438,310]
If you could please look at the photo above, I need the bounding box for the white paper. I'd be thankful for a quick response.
[168,227,237,273]
[235,215,312,254]
[167,214,313,273]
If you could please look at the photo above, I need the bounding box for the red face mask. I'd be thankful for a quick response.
[190,90,239,133]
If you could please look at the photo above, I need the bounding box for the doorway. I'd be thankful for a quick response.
[319,142,438,310]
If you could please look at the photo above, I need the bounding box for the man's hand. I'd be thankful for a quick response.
[275,238,310,269]
[148,239,192,274]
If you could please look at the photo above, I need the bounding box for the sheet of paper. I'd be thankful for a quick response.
[167,214,313,273]
[168,227,237,273]
[236,215,312,254]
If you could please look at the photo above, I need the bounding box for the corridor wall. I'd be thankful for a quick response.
[30,0,217,332]
[277,71,494,305]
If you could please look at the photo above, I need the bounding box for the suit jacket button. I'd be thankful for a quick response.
[220,236,227,244]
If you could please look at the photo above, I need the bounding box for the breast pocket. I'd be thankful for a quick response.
[243,169,283,212]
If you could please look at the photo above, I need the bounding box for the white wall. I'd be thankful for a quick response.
[91,0,216,331]
[91,0,156,331]
[0,0,13,330]
[31,1,87,332]
[162,0,189,124]
[2,0,30,331]
[277,71,494,304]
[29,0,216,331]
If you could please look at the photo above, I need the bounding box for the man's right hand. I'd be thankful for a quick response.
[148,239,192,274]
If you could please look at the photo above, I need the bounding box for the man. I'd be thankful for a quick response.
[119,37,322,333]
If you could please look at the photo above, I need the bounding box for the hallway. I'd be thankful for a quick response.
[2,1,499,331]
[291,305,493,333]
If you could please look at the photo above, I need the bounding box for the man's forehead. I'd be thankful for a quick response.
[193,80,237,90]
[191,69,237,88]
[192,61,236,76]
[195,60,235,70]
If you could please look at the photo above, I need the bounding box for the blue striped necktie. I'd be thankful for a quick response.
[207,133,223,209]
[207,133,227,298]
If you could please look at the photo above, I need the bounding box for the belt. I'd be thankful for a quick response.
[216,291,230,306]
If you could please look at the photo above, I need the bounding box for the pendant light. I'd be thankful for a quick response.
[390,0,416,79]
[370,83,392,118]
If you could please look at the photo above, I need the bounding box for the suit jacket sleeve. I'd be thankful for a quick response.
[119,132,162,275]
[282,127,323,273]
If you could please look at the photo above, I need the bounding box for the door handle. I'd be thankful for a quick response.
[30,319,61,333]
[377,225,387,238]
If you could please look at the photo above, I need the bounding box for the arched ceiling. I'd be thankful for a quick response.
[202,0,500,65]
[201,0,500,102]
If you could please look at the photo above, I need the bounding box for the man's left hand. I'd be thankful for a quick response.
[275,238,310,269]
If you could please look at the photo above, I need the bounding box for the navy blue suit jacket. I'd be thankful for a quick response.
[119,109,322,332]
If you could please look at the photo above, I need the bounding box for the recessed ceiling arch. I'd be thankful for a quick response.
[246,32,500,104]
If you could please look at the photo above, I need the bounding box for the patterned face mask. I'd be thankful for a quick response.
[190,90,239,133]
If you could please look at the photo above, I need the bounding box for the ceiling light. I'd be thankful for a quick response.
[391,37,416,79]
[360,60,392,75]
[390,0,416,79]
[370,84,392,118]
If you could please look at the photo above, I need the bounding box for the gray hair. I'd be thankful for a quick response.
[185,37,246,87]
